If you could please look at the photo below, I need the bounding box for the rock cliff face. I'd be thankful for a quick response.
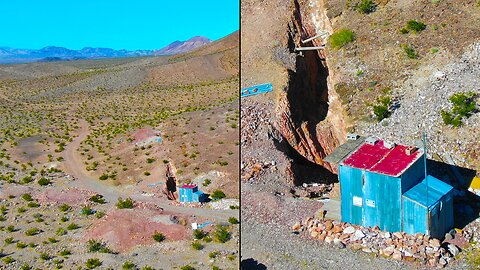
[275,0,348,174]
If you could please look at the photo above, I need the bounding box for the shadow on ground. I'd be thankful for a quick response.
[241,258,267,270]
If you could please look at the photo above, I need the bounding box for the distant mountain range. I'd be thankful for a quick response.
[0,36,212,64]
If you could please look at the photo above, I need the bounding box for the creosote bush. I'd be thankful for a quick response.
[211,190,226,200]
[355,0,376,14]
[441,91,477,127]
[116,197,135,209]
[373,96,392,121]
[152,231,166,242]
[214,225,231,243]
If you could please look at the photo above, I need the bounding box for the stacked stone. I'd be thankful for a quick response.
[293,217,462,268]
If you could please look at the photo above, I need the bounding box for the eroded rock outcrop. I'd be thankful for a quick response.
[275,0,347,174]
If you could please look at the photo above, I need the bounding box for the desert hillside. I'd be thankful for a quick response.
[0,31,239,269]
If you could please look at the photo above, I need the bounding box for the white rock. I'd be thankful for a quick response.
[343,226,355,234]
[354,229,365,240]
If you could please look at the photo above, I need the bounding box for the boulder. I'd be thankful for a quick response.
[447,244,459,257]
[344,226,355,234]
[325,220,333,230]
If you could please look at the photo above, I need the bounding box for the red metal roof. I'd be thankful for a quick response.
[180,184,197,189]
[342,140,423,177]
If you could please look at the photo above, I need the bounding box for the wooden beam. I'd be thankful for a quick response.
[301,32,329,44]
[295,46,326,51]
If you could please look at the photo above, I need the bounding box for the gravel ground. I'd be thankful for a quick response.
[242,221,411,270]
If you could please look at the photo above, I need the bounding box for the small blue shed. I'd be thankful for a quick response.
[179,184,207,203]
[326,136,455,238]
[338,139,425,232]
[403,175,454,238]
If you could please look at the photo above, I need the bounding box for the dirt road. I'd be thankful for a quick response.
[63,119,238,222]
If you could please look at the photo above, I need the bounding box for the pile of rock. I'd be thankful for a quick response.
[293,217,461,268]
[241,102,272,146]
[208,198,239,210]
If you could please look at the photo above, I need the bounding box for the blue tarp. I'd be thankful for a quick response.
[241,83,272,98]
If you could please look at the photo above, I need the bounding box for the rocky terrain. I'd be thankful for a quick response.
[0,31,239,269]
[241,0,479,268]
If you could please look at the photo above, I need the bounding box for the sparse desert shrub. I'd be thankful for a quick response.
[193,229,206,240]
[27,201,40,208]
[405,20,426,33]
[81,206,94,215]
[152,231,166,242]
[21,193,33,201]
[116,197,135,209]
[209,251,219,258]
[203,236,212,243]
[141,266,154,270]
[403,45,419,59]
[203,179,211,187]
[2,256,15,264]
[25,227,40,236]
[66,223,80,230]
[122,261,136,270]
[4,236,14,244]
[95,211,106,219]
[85,258,102,269]
[38,177,51,186]
[87,239,111,253]
[228,217,239,224]
[227,254,236,261]
[355,0,376,14]
[442,91,478,127]
[143,171,151,176]
[191,241,203,250]
[181,266,195,270]
[229,205,240,210]
[40,252,51,260]
[59,204,71,212]
[59,249,72,256]
[329,29,355,49]
[21,262,31,270]
[211,190,226,200]
[212,266,221,270]
[373,96,392,121]
[214,226,230,243]
[48,237,58,243]
[56,228,67,236]
[89,194,106,204]
[6,225,16,232]
[99,173,108,180]
[16,242,27,249]
[146,158,156,164]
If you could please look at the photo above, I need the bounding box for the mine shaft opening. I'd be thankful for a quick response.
[282,6,335,187]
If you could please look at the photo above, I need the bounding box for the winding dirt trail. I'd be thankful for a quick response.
[63,119,238,221]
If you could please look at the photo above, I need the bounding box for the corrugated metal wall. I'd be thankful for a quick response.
[400,156,425,193]
[179,188,194,202]
[340,165,363,225]
[402,197,428,235]
[403,193,454,238]
[364,171,402,232]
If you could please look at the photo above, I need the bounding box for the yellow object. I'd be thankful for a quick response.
[470,176,480,189]
[455,228,463,234]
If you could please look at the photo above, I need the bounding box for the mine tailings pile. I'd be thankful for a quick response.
[275,0,347,185]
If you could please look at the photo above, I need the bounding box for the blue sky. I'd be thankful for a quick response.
[0,0,239,50]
